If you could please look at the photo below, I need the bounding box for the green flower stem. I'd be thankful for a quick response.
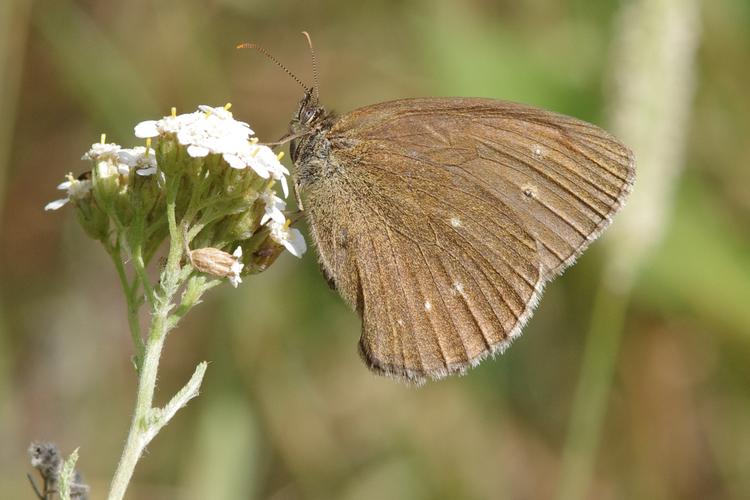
[163,175,184,292]
[130,215,155,306]
[131,244,154,305]
[143,220,169,264]
[168,276,220,330]
[182,172,211,225]
[106,174,207,500]
[109,242,145,368]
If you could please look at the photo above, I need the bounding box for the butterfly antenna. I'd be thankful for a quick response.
[301,31,319,101]
[236,42,309,91]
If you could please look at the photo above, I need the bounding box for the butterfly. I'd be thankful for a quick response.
[245,38,635,384]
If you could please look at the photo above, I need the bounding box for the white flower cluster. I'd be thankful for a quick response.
[258,188,306,257]
[83,142,158,178]
[45,104,308,272]
[134,105,290,197]
[44,174,92,211]
[132,104,306,259]
[44,142,156,211]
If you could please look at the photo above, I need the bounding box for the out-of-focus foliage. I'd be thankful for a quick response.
[1,0,748,499]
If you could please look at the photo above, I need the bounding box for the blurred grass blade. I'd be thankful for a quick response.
[640,176,750,337]
[183,395,261,500]
[34,0,157,138]
[0,0,32,461]
[558,0,701,499]
[0,0,32,222]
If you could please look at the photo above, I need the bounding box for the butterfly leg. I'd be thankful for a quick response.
[264,131,309,148]
[293,175,305,211]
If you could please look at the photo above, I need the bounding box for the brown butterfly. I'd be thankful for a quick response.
[251,39,635,384]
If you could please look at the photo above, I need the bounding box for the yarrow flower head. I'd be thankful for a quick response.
[118,146,158,176]
[47,104,306,288]
[269,218,307,258]
[133,104,288,183]
[44,173,92,211]
[79,140,158,179]
[260,188,287,225]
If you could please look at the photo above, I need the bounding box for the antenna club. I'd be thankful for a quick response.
[300,32,320,101]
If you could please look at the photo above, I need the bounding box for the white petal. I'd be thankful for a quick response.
[187,145,210,157]
[57,180,72,190]
[45,198,70,211]
[176,129,195,145]
[231,261,244,275]
[96,161,110,177]
[280,176,289,198]
[229,274,242,287]
[68,180,92,199]
[282,228,307,258]
[261,209,286,225]
[118,147,149,166]
[233,246,243,258]
[269,207,286,224]
[247,160,271,179]
[134,120,160,138]
[117,164,130,176]
[224,154,246,169]
[83,143,121,160]
[137,166,157,176]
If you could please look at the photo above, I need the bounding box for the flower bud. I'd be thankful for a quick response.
[77,198,110,242]
[188,246,243,287]
[154,136,181,178]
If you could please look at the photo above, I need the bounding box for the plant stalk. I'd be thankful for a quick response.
[106,175,199,500]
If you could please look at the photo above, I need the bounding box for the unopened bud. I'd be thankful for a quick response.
[188,246,244,287]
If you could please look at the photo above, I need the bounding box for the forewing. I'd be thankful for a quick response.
[330,97,635,278]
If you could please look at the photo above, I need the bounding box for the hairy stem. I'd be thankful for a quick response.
[106,175,204,500]
[106,300,173,500]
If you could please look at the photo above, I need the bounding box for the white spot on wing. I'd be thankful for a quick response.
[532,144,545,159]
[521,183,538,200]
[452,282,465,295]
[424,301,432,312]
[450,217,462,228]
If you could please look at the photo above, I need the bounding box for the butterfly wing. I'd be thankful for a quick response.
[301,97,635,382]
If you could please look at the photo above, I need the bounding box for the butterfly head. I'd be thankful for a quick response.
[289,87,336,168]
[291,87,326,134]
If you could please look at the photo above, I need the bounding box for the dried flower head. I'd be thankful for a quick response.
[28,442,89,500]
[28,441,61,480]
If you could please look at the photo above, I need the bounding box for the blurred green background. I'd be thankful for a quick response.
[1,0,749,499]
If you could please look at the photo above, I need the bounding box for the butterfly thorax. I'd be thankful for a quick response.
[289,89,339,189]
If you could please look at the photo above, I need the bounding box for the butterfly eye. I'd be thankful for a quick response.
[302,108,317,123]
